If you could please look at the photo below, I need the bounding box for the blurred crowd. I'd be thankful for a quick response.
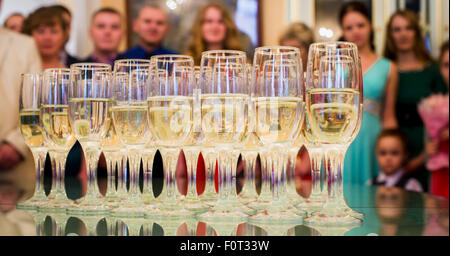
[0,1,448,204]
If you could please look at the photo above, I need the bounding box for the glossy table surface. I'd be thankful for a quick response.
[0,184,448,236]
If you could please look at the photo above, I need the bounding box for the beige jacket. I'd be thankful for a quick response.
[0,27,42,201]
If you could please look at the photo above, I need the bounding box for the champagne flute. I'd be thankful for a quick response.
[66,63,112,215]
[101,106,123,208]
[197,50,250,223]
[111,59,152,217]
[39,68,77,212]
[182,67,210,214]
[17,73,48,210]
[304,42,364,226]
[145,55,195,219]
[249,46,305,224]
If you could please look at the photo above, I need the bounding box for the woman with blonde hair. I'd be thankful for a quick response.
[279,22,315,69]
[384,10,448,191]
[185,2,245,65]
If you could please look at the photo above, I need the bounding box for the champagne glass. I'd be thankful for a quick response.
[39,68,77,212]
[303,42,363,226]
[111,59,152,217]
[17,73,48,210]
[101,106,123,208]
[197,50,250,223]
[66,63,112,215]
[145,55,195,218]
[197,66,218,207]
[182,66,210,214]
[249,46,305,224]
[238,89,262,205]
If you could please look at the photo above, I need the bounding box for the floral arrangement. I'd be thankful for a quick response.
[418,93,449,171]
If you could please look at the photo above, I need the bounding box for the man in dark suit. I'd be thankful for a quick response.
[84,8,124,66]
[121,4,177,59]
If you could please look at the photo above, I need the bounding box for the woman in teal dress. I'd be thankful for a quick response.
[339,2,399,186]
[384,11,448,191]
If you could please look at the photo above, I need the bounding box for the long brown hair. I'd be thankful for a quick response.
[185,2,244,65]
[22,6,67,35]
[384,10,432,63]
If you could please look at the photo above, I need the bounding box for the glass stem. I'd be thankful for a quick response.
[117,153,128,196]
[49,151,68,201]
[309,148,323,199]
[259,152,271,199]
[104,154,117,198]
[285,149,298,199]
[217,150,232,201]
[241,153,258,198]
[84,149,101,199]
[323,146,347,213]
[203,152,216,196]
[161,148,179,203]
[31,150,47,199]
[185,149,199,199]
[142,150,156,199]
[128,149,142,203]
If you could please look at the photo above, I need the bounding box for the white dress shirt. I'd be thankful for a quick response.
[368,169,423,192]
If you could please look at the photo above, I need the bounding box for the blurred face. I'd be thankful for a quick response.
[5,14,24,33]
[390,15,416,52]
[441,50,449,87]
[133,7,168,46]
[90,12,123,53]
[32,24,65,58]
[202,7,227,46]
[280,38,308,68]
[376,136,406,176]
[342,11,372,49]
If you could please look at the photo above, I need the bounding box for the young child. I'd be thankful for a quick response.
[369,129,423,192]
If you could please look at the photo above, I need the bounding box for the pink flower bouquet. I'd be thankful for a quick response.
[418,94,449,171]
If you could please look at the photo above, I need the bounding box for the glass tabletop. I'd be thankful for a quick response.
[0,183,448,236]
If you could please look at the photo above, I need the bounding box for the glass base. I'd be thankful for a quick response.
[311,226,357,236]
[304,212,362,227]
[253,222,298,236]
[199,192,218,207]
[295,196,326,215]
[183,196,211,214]
[249,207,304,225]
[37,199,75,213]
[110,206,146,218]
[246,193,272,210]
[238,194,259,205]
[202,221,242,236]
[16,199,47,210]
[66,201,111,216]
[141,194,158,205]
[144,202,194,220]
[197,198,251,223]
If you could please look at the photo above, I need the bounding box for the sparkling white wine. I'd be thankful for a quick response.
[112,104,151,146]
[19,109,45,148]
[306,88,361,145]
[40,105,76,150]
[148,96,193,147]
[101,108,122,151]
[201,94,248,145]
[255,97,303,145]
[68,98,109,143]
